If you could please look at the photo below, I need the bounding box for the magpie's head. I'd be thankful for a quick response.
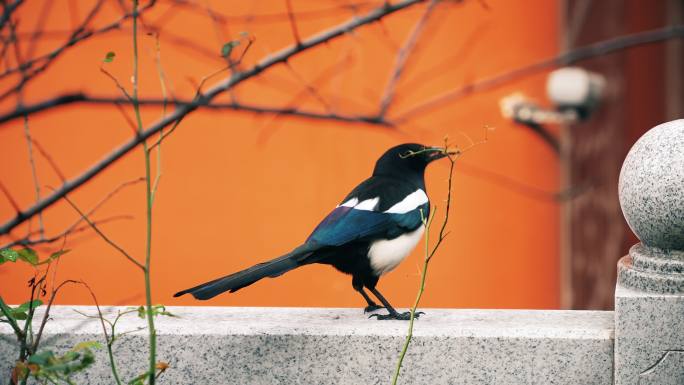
[373,143,448,178]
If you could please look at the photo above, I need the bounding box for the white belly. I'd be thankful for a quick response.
[368,225,425,275]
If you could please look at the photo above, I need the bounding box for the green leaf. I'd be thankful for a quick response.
[127,371,149,385]
[11,311,27,320]
[17,248,38,265]
[0,297,16,322]
[9,300,43,321]
[49,249,70,260]
[72,341,102,351]
[15,299,43,313]
[103,51,116,63]
[153,304,176,317]
[0,248,19,263]
[135,304,177,319]
[36,249,71,265]
[29,343,98,378]
[28,350,55,366]
[220,40,240,58]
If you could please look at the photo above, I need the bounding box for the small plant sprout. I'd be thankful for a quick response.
[391,130,490,385]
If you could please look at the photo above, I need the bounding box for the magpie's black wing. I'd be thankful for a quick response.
[305,176,428,247]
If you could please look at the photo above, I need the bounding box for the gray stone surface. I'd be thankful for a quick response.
[618,119,684,250]
[615,119,684,385]
[614,283,684,385]
[617,245,684,294]
[0,306,614,385]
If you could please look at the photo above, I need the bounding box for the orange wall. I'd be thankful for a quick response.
[0,0,559,309]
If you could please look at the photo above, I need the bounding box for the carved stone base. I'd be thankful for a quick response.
[617,244,684,294]
[614,282,684,384]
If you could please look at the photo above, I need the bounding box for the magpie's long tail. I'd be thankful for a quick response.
[173,244,316,300]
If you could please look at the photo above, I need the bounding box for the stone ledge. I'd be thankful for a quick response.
[1,307,614,385]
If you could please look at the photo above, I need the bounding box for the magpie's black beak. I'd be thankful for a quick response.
[425,147,448,162]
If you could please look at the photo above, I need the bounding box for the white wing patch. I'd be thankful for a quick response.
[369,225,425,275]
[355,197,379,211]
[337,197,379,211]
[384,189,428,214]
[339,198,358,208]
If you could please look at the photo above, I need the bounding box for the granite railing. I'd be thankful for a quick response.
[1,120,682,384]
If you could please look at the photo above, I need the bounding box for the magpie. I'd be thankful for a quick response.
[174,143,450,320]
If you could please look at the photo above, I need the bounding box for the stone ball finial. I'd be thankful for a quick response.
[619,119,684,250]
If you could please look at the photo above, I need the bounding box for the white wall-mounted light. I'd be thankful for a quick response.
[546,67,605,113]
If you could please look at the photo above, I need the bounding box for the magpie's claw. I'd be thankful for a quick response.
[364,304,385,313]
[369,311,425,320]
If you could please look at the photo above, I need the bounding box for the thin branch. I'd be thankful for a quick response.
[3,177,143,248]
[147,65,230,151]
[100,66,133,102]
[284,62,333,112]
[391,142,456,384]
[0,93,391,126]
[394,23,684,122]
[285,0,301,45]
[1,22,681,126]
[0,0,24,31]
[0,0,107,100]
[456,161,561,202]
[378,0,437,118]
[159,0,377,26]
[0,296,24,344]
[0,0,426,236]
[80,281,124,385]
[5,215,134,249]
[256,53,357,143]
[0,0,114,78]
[0,93,87,124]
[113,102,139,134]
[23,0,53,61]
[23,115,44,239]
[0,0,156,101]
[30,138,66,183]
[32,279,80,355]
[21,273,46,359]
[0,179,20,212]
[62,194,145,270]
[151,32,168,202]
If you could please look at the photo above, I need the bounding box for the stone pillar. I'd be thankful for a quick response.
[615,119,684,384]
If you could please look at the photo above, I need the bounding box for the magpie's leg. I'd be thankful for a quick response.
[359,288,384,313]
[352,278,383,312]
[367,286,425,321]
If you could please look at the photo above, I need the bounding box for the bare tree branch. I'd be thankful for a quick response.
[32,279,82,355]
[1,0,106,83]
[378,0,438,117]
[0,180,20,212]
[285,0,301,45]
[0,0,156,101]
[5,215,134,249]
[284,62,333,112]
[0,0,425,236]
[3,23,682,129]
[30,137,66,183]
[22,115,44,239]
[0,93,392,126]
[394,23,684,122]
[62,194,145,270]
[159,0,377,26]
[0,0,24,31]
[3,178,144,249]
